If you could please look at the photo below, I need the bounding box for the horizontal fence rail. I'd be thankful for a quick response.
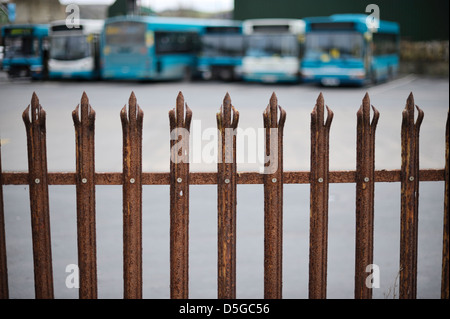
[0,91,448,299]
[0,169,445,185]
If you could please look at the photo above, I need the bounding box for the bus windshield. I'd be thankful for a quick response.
[105,22,146,46]
[246,34,298,57]
[50,35,90,60]
[4,36,38,58]
[305,32,363,60]
[201,34,244,57]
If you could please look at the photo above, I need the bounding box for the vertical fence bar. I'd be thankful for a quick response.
[442,111,449,299]
[263,93,286,299]
[309,93,333,299]
[400,93,424,299]
[22,92,54,299]
[217,93,239,299]
[72,92,97,299]
[169,92,192,299]
[121,92,144,299]
[354,93,379,299]
[0,140,8,299]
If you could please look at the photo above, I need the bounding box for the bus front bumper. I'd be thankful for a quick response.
[3,64,45,79]
[301,68,367,86]
[242,71,300,83]
[49,70,96,79]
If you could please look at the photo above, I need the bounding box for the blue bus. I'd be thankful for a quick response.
[48,19,104,80]
[1,24,49,79]
[101,16,213,81]
[301,14,400,86]
[241,19,306,83]
[197,21,244,81]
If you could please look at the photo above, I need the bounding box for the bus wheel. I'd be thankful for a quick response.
[183,67,192,82]
[371,70,378,85]
[219,68,234,81]
[388,67,394,81]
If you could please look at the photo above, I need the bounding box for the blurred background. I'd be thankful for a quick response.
[1,0,448,77]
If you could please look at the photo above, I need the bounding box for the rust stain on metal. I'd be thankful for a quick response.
[354,93,379,299]
[22,92,54,299]
[217,93,239,299]
[169,92,192,299]
[1,91,448,299]
[121,92,144,299]
[263,93,286,299]
[72,92,97,299]
[399,93,424,299]
[0,140,8,299]
[1,170,445,186]
[442,111,449,299]
[309,93,333,299]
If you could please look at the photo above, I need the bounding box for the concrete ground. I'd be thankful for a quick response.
[0,73,448,298]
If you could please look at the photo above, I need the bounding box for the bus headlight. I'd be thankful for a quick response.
[301,69,315,78]
[202,70,212,80]
[349,69,366,79]
[30,66,43,72]
[82,59,94,70]
[234,66,243,76]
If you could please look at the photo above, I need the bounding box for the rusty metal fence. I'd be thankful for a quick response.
[0,90,448,299]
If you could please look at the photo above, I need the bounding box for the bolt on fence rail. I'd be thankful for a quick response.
[0,90,448,299]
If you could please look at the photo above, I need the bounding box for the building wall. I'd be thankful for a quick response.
[234,0,449,41]
[0,6,8,24]
[12,0,65,24]
[108,0,137,17]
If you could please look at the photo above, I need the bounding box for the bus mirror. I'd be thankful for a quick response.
[320,54,331,63]
[364,32,372,42]
[330,48,340,59]
[146,32,154,47]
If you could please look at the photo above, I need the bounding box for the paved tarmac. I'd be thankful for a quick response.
[0,73,448,298]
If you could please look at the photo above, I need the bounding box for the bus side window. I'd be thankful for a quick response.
[155,32,172,54]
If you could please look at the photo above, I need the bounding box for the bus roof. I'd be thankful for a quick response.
[304,14,399,34]
[242,18,305,34]
[243,18,304,25]
[50,19,104,34]
[104,15,242,32]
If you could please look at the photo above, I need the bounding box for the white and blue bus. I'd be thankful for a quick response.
[301,14,400,86]
[1,24,49,79]
[101,16,213,81]
[48,19,104,80]
[241,19,306,83]
[197,21,244,81]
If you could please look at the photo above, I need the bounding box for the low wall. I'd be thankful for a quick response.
[400,41,449,77]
